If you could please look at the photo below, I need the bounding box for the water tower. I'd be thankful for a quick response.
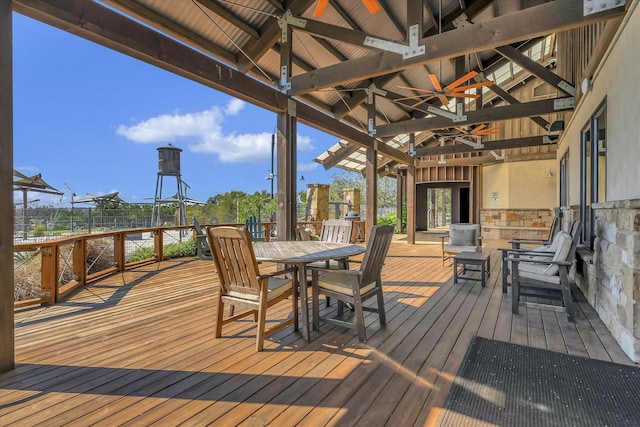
[152,144,187,227]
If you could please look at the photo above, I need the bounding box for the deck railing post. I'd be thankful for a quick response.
[41,244,59,305]
[154,229,164,261]
[114,232,125,271]
[72,238,86,286]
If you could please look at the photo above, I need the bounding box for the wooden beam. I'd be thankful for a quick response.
[236,0,316,72]
[414,136,551,156]
[365,147,378,233]
[288,1,626,95]
[319,144,361,170]
[296,103,414,165]
[376,97,574,137]
[417,155,502,167]
[484,81,550,130]
[0,0,14,372]
[494,45,575,95]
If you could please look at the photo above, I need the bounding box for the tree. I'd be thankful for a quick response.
[329,170,397,208]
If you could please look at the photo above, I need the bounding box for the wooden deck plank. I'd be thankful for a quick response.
[2,240,636,426]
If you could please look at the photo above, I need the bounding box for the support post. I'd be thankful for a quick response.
[276,103,297,241]
[407,163,416,244]
[0,0,14,372]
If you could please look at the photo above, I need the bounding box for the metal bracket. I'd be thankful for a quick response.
[584,0,626,16]
[557,80,576,96]
[455,136,484,149]
[490,149,505,160]
[554,97,575,110]
[278,10,306,43]
[452,14,472,29]
[280,65,291,91]
[427,105,467,122]
[365,84,387,104]
[368,118,376,136]
[364,24,425,59]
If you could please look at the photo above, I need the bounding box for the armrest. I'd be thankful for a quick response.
[506,257,571,267]
[258,265,297,280]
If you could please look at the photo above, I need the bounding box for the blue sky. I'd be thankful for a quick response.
[12,13,340,207]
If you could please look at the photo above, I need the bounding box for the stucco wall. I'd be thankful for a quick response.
[558,1,640,204]
[558,2,640,362]
[482,159,557,209]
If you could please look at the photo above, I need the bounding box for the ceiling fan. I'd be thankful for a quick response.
[397,71,493,107]
[313,0,381,17]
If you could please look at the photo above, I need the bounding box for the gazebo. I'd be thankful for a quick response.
[12,170,63,240]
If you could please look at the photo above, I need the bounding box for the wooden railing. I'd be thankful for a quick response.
[13,220,366,309]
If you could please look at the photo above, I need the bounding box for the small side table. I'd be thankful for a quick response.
[453,252,491,287]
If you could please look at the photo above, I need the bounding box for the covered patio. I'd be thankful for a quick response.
[1,238,632,425]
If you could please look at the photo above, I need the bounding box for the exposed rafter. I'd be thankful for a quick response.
[287,1,626,95]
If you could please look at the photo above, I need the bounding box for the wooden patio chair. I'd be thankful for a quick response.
[192,217,211,259]
[439,223,482,266]
[245,216,265,241]
[310,225,394,342]
[510,215,561,249]
[508,221,581,322]
[500,220,580,293]
[309,219,354,306]
[294,227,311,241]
[206,226,298,351]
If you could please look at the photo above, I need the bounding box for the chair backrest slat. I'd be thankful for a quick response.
[360,225,394,286]
[245,216,264,242]
[320,219,353,244]
[207,226,261,296]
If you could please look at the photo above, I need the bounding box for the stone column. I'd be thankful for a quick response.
[343,188,361,216]
[306,184,330,222]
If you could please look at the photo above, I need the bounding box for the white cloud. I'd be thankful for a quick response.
[116,107,223,143]
[225,99,245,116]
[297,135,316,152]
[117,105,316,164]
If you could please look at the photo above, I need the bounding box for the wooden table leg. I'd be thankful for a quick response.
[453,257,458,284]
[297,262,311,341]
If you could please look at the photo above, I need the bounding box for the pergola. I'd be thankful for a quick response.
[0,0,628,371]
[12,170,64,239]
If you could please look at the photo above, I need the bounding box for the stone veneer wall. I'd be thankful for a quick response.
[575,199,640,362]
[480,209,554,240]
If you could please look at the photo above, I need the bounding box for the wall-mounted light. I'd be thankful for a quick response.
[546,169,554,178]
[581,77,592,95]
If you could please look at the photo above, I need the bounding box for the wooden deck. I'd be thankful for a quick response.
[1,238,635,426]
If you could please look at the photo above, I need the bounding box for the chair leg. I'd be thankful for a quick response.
[353,297,367,342]
[312,287,320,332]
[215,297,224,338]
[326,296,331,307]
[560,268,575,322]
[511,273,520,315]
[337,300,344,317]
[376,287,386,326]
[255,303,268,352]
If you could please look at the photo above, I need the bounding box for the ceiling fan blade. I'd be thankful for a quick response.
[473,124,487,133]
[436,94,450,106]
[397,85,437,94]
[412,97,435,108]
[451,81,495,92]
[313,0,330,17]
[362,0,381,14]
[475,127,502,135]
[428,74,443,91]
[445,71,479,90]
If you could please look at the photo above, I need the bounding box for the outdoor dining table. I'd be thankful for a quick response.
[252,240,365,341]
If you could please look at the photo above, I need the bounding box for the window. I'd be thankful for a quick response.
[580,101,607,249]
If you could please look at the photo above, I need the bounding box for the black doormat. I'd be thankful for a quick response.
[441,337,640,426]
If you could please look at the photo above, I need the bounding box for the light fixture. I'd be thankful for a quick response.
[581,77,592,95]
[546,169,554,178]
[300,174,305,181]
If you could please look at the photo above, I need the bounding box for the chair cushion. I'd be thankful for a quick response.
[444,244,478,253]
[450,228,476,246]
[227,277,292,302]
[316,271,376,296]
[545,232,573,276]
